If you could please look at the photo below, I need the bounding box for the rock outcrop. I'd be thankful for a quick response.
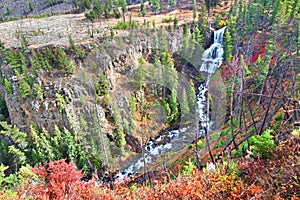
[0,28,183,149]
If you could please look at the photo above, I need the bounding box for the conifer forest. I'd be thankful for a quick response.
[0,0,299,199]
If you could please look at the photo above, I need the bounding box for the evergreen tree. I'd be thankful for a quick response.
[149,0,162,14]
[132,57,147,90]
[192,0,197,20]
[169,90,179,122]
[183,23,189,35]
[85,10,96,22]
[113,0,121,19]
[158,26,168,52]
[181,88,190,123]
[120,0,127,22]
[187,80,196,113]
[161,52,178,96]
[170,0,176,9]
[224,29,233,62]
[141,1,146,17]
[194,27,204,47]
[205,0,211,16]
[112,105,126,148]
[16,71,32,99]
[93,0,104,21]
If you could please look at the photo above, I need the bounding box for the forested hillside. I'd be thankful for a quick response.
[0,0,299,199]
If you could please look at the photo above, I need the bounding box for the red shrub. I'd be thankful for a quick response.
[20,159,99,200]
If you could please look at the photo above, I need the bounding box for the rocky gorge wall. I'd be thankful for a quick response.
[0,0,74,19]
[0,29,183,148]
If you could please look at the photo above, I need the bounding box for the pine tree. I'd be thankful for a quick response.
[181,89,190,123]
[93,0,104,21]
[141,1,146,17]
[170,0,176,9]
[158,26,168,52]
[113,0,121,19]
[150,0,161,14]
[224,29,233,62]
[120,0,127,22]
[16,71,32,99]
[192,0,197,20]
[169,90,179,122]
[180,35,190,63]
[194,27,204,47]
[187,80,196,113]
[132,57,147,90]
[161,52,178,93]
[183,23,189,35]
[205,0,211,16]
[112,105,126,148]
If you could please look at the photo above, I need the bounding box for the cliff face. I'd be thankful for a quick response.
[0,29,183,141]
[0,0,74,19]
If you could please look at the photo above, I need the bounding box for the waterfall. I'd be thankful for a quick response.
[197,26,227,135]
[199,26,227,74]
[115,27,227,180]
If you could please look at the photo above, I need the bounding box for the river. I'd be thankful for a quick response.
[115,26,227,180]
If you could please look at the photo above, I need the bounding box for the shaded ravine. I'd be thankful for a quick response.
[115,27,227,180]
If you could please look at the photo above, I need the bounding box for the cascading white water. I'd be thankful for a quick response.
[200,26,227,74]
[115,27,227,180]
[197,26,227,134]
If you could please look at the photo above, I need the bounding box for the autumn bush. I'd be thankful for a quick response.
[5,158,268,200]
[18,159,100,200]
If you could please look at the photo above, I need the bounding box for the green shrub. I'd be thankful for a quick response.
[234,129,275,158]
[249,129,275,158]
[115,21,139,30]
[162,17,173,23]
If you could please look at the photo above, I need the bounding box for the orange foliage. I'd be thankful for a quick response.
[14,155,298,199]
[18,159,100,200]
[15,159,267,200]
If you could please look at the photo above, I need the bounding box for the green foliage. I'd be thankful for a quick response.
[55,93,67,112]
[85,10,96,22]
[56,48,74,75]
[141,1,146,17]
[224,28,233,62]
[234,130,275,158]
[173,18,178,29]
[167,90,179,122]
[112,104,126,148]
[110,26,115,38]
[180,89,190,123]
[113,0,121,19]
[29,1,35,12]
[14,71,32,99]
[249,129,275,158]
[0,120,95,179]
[162,17,173,23]
[149,0,162,14]
[187,80,196,113]
[0,164,35,191]
[129,96,137,120]
[169,0,176,7]
[104,8,110,19]
[192,0,197,19]
[4,78,12,94]
[115,21,139,30]
[94,69,109,97]
[181,158,196,176]
[69,35,86,59]
[224,161,241,177]
[33,83,43,101]
[30,125,55,163]
[132,58,147,90]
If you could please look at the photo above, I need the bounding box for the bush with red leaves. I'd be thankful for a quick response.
[19,159,99,200]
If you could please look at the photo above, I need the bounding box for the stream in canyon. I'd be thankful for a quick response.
[115,26,227,180]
